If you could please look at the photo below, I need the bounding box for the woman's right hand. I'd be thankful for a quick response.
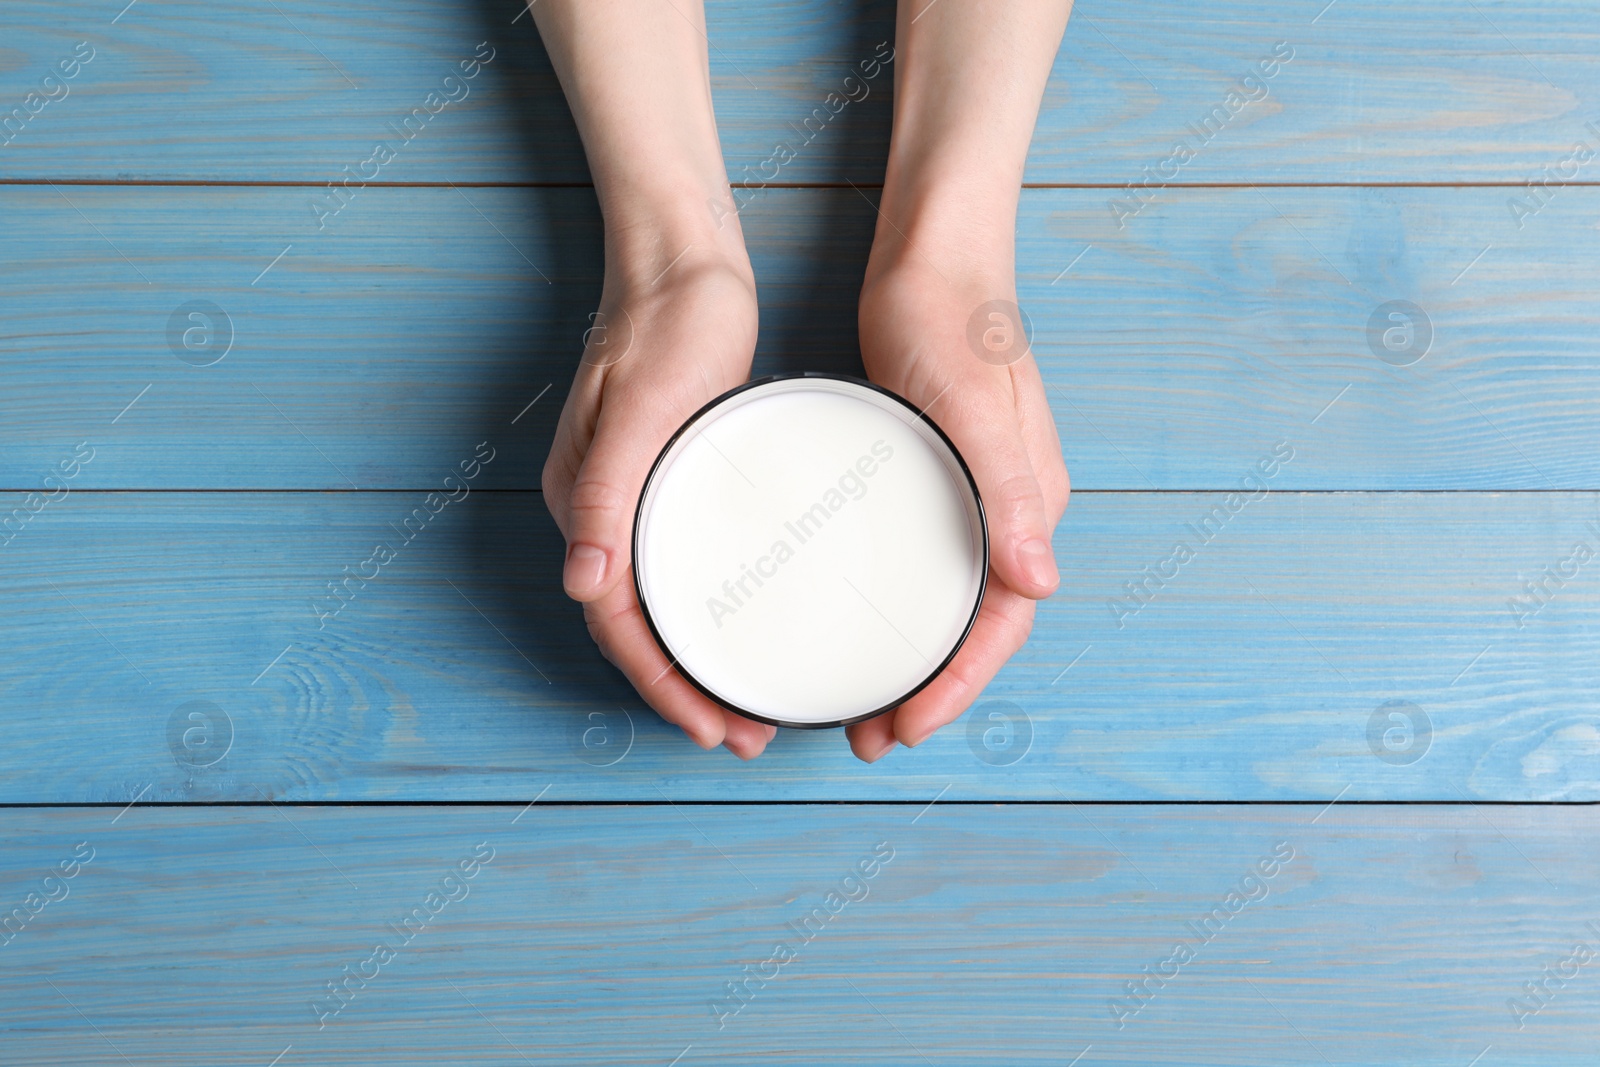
[542,241,779,760]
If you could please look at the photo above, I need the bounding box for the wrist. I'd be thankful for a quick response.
[865,173,1019,291]
[599,180,755,297]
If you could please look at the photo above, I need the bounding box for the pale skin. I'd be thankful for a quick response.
[535,0,1073,762]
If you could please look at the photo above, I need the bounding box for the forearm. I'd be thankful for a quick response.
[530,0,748,281]
[876,0,1074,269]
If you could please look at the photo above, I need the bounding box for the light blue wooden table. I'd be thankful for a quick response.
[3,1,1597,1062]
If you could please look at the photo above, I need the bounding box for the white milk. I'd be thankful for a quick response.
[633,376,987,727]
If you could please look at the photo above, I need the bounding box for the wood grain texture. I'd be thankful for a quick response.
[3,0,1599,183]
[1,805,1596,1065]
[2,185,1597,490]
[3,491,1596,802]
[3,0,1593,1052]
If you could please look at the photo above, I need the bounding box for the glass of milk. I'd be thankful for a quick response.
[632,374,988,728]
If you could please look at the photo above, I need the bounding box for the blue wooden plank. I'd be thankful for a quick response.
[3,1,1598,183]
[0,0,588,181]
[0,185,1595,490]
[1,804,1595,1064]
[2,490,1596,802]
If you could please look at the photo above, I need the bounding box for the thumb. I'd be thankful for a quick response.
[560,387,700,603]
[931,382,1058,599]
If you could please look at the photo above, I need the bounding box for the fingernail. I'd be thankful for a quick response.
[865,737,898,763]
[901,724,934,748]
[1018,538,1058,591]
[686,728,719,751]
[564,543,607,597]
